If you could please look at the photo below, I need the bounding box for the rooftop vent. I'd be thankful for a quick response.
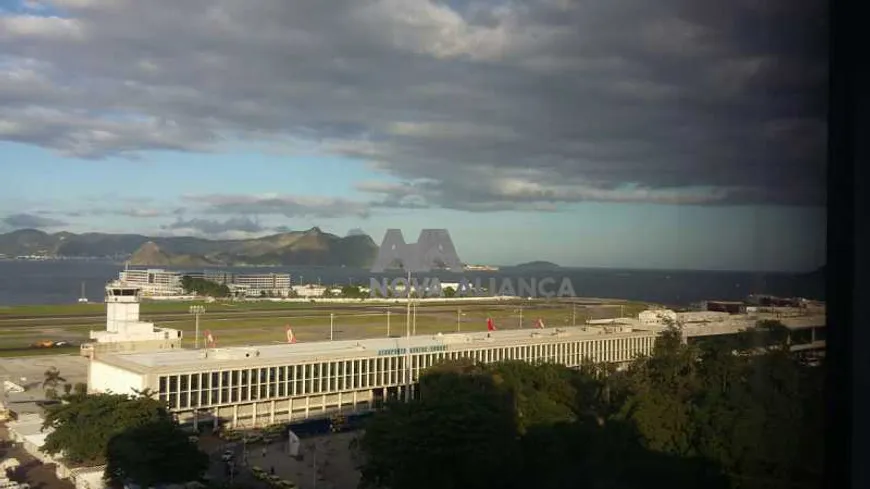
[209,348,261,360]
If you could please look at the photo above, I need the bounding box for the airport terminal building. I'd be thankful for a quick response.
[84,284,824,430]
[88,326,657,429]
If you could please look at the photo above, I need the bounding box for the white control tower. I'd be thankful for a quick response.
[83,284,183,356]
[105,286,144,335]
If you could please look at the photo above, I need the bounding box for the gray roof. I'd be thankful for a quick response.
[96,325,653,374]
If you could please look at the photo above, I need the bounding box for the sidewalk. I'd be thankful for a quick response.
[0,423,74,489]
[243,432,361,489]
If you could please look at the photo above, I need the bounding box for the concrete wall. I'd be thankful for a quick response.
[676,311,732,323]
[183,390,377,429]
[82,339,182,358]
[68,467,106,489]
[88,361,146,396]
[638,309,677,325]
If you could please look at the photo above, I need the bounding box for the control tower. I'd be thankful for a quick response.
[81,284,183,358]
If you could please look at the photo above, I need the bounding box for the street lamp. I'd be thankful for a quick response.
[386,309,391,337]
[189,305,206,349]
[330,313,335,341]
[405,269,412,402]
[456,308,466,332]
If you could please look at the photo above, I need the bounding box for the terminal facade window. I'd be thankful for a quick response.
[156,335,655,410]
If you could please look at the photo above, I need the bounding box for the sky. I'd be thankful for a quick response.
[0,0,827,271]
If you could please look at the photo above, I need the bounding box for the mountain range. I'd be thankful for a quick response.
[0,227,379,267]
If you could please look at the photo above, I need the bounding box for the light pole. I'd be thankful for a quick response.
[387,310,391,337]
[572,302,576,327]
[412,301,418,336]
[405,269,412,402]
[189,305,205,349]
[330,313,335,341]
[518,306,523,329]
[457,308,461,332]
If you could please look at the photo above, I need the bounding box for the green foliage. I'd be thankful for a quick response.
[360,362,521,489]
[357,320,824,489]
[617,321,824,489]
[615,328,702,456]
[42,366,66,390]
[181,275,231,297]
[340,285,365,298]
[41,392,173,466]
[519,420,729,489]
[105,418,209,488]
[443,286,456,298]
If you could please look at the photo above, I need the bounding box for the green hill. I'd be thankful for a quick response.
[0,227,378,267]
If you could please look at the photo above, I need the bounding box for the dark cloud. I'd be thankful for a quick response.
[1,212,67,229]
[90,208,166,217]
[0,0,827,209]
[184,194,370,219]
[161,216,267,235]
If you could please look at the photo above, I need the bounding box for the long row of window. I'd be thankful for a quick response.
[157,335,655,410]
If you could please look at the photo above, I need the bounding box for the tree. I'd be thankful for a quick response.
[41,392,172,466]
[359,361,521,489]
[341,285,363,298]
[519,420,728,489]
[617,323,825,489]
[614,328,702,456]
[358,358,731,489]
[357,323,823,489]
[691,339,824,489]
[43,366,66,390]
[442,286,456,298]
[106,418,208,488]
[181,276,231,298]
[42,367,67,401]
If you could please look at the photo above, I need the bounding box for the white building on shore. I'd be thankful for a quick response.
[117,268,184,296]
[291,284,328,297]
[187,271,292,297]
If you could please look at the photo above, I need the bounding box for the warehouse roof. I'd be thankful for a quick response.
[94,325,652,373]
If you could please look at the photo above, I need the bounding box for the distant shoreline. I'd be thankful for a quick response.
[0,258,824,274]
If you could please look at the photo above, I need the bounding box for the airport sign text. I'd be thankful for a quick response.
[377,345,449,356]
[369,276,577,299]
